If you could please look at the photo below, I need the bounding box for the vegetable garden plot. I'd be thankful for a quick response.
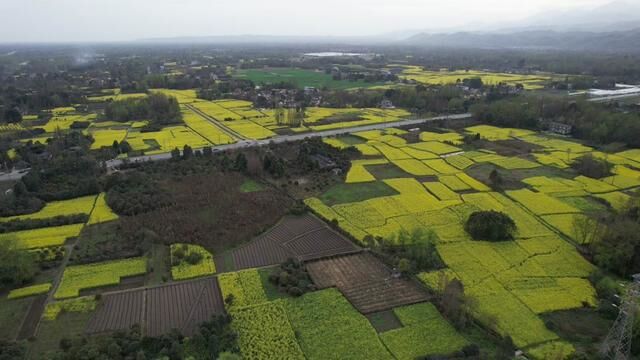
[87,277,225,336]
[85,290,144,334]
[225,214,360,271]
[306,253,430,314]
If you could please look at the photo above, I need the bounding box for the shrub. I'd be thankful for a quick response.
[465,210,516,241]
[269,258,314,297]
[462,344,480,356]
[572,154,612,179]
[185,251,203,265]
[288,286,303,297]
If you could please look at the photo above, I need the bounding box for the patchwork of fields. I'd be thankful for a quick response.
[218,267,463,360]
[391,65,553,90]
[14,89,414,158]
[308,124,640,358]
[3,120,639,359]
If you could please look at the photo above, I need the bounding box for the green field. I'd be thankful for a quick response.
[319,181,399,205]
[235,68,387,90]
[283,288,393,360]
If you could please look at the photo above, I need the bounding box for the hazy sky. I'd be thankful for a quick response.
[0,0,612,42]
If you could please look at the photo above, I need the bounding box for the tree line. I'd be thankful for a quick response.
[104,93,181,129]
[471,96,640,147]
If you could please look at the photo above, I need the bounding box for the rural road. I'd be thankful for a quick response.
[105,113,472,169]
[0,169,30,182]
[587,93,640,103]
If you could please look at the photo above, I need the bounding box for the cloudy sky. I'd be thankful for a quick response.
[0,0,614,42]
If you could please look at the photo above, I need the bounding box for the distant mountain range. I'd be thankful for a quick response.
[406,28,640,52]
[506,0,640,32]
[139,1,640,52]
[403,0,640,51]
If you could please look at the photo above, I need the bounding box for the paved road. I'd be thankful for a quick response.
[105,113,471,169]
[0,169,30,182]
[587,93,640,103]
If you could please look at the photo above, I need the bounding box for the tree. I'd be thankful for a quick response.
[119,141,132,154]
[182,145,193,160]
[572,214,603,245]
[495,336,516,360]
[2,108,22,123]
[489,169,503,189]
[0,238,37,288]
[170,147,181,160]
[234,153,248,172]
[0,340,25,360]
[397,258,411,274]
[592,219,640,276]
[572,154,612,179]
[376,229,443,273]
[440,278,473,329]
[465,211,516,241]
[465,77,484,89]
[105,93,181,126]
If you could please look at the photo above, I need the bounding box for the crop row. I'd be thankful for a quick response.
[55,257,147,299]
[231,301,305,359]
[218,269,268,309]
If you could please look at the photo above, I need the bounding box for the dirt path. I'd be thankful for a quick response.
[35,238,80,330]
[186,104,247,141]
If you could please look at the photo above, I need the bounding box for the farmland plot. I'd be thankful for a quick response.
[308,124,611,357]
[380,302,469,359]
[0,195,97,222]
[86,277,225,336]
[224,214,360,271]
[170,243,216,280]
[307,252,429,314]
[231,301,305,360]
[55,257,147,299]
[283,288,393,360]
[0,224,83,249]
